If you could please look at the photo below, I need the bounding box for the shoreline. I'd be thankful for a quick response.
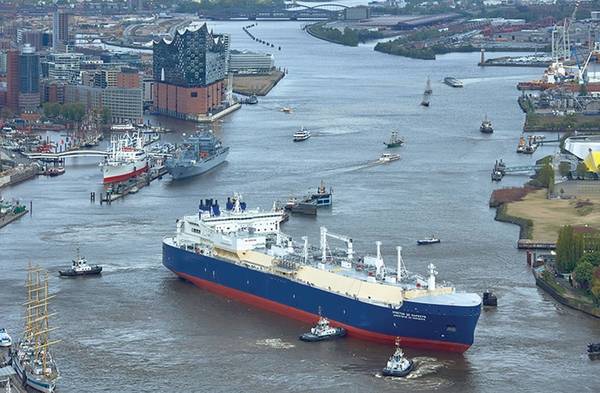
[533,267,600,318]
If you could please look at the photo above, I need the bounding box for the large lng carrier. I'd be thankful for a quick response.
[163,197,481,352]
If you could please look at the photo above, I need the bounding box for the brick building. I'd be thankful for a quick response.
[152,24,227,120]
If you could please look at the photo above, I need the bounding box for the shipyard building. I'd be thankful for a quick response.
[153,24,228,120]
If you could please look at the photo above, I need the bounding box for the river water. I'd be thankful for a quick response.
[1,21,598,393]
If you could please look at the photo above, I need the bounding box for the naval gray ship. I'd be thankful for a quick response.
[166,132,229,180]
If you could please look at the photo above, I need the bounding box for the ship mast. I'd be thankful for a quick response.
[23,265,59,378]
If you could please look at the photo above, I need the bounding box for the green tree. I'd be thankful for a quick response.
[574,260,594,288]
[561,113,577,131]
[100,108,111,125]
[576,161,589,179]
[578,251,600,267]
[556,225,581,273]
[43,102,61,119]
[537,163,555,189]
[558,161,571,177]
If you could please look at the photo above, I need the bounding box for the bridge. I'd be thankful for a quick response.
[205,4,348,20]
[502,164,543,174]
[25,150,109,160]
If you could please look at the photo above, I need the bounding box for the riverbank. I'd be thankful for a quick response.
[305,22,358,47]
[534,266,600,318]
[491,187,600,243]
[0,208,28,229]
[232,70,285,96]
[524,112,600,132]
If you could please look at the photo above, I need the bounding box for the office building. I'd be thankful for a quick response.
[52,8,69,51]
[229,50,274,74]
[18,44,40,112]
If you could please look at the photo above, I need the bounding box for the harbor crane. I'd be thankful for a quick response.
[320,227,353,267]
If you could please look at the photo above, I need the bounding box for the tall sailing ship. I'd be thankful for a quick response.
[421,77,432,107]
[11,265,60,393]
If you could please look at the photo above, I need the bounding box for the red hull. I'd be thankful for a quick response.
[103,164,148,184]
[178,272,470,353]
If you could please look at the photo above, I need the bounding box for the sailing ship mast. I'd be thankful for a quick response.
[23,264,59,379]
[421,77,432,107]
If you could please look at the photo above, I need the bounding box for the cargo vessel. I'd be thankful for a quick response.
[165,132,229,180]
[100,132,148,184]
[162,197,482,352]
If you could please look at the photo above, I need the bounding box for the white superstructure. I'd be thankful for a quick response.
[100,132,148,183]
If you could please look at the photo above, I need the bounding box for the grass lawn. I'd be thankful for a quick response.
[506,189,600,242]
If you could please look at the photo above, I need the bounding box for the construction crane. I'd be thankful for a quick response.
[552,0,580,62]
[320,227,353,267]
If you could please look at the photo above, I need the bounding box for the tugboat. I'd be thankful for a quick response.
[300,310,346,342]
[480,116,494,134]
[0,328,11,347]
[417,236,440,245]
[482,290,498,307]
[293,127,311,142]
[378,153,400,163]
[382,338,414,377]
[588,343,600,359]
[59,249,102,277]
[384,131,404,148]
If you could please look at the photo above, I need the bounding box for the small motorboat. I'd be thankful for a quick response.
[378,153,400,163]
[129,186,139,194]
[245,94,258,105]
[59,249,102,277]
[280,107,293,113]
[480,115,493,134]
[516,136,526,153]
[299,316,346,342]
[384,131,404,148]
[0,328,12,347]
[382,339,414,377]
[417,236,440,245]
[444,76,463,88]
[293,127,311,142]
[588,343,600,359]
[46,167,65,177]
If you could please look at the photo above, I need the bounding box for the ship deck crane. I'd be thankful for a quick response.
[320,227,353,267]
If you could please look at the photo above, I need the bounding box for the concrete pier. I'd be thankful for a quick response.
[0,209,28,229]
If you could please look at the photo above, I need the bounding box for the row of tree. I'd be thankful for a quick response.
[43,103,87,123]
[556,225,600,302]
[309,25,359,47]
